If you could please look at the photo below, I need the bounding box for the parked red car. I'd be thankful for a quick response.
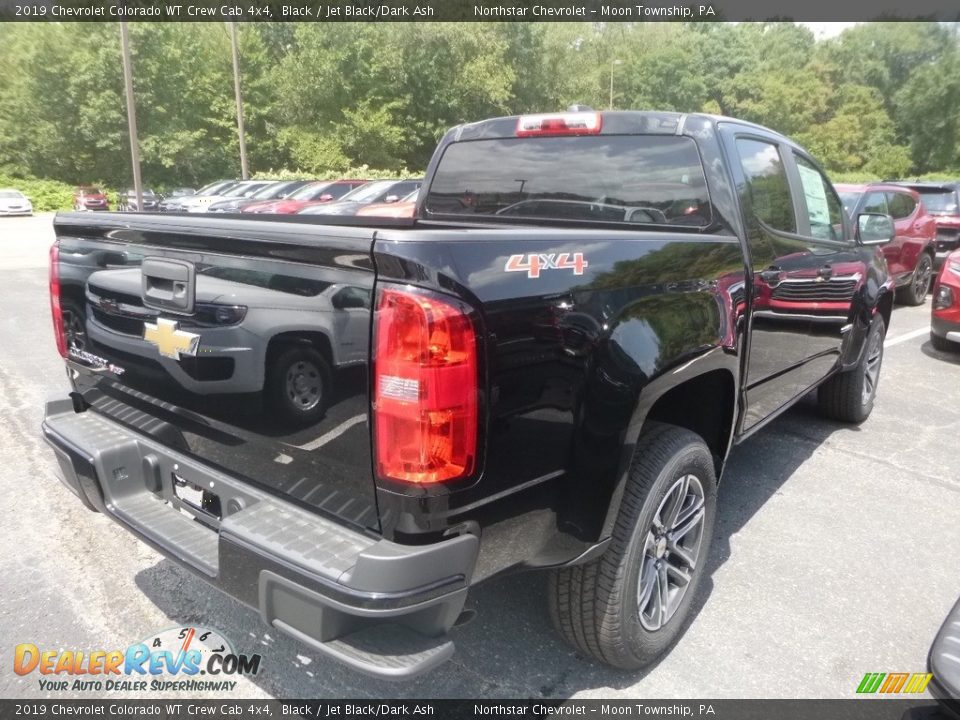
[72,186,110,211]
[353,190,420,218]
[931,249,960,352]
[836,183,936,305]
[242,179,367,214]
[890,182,960,268]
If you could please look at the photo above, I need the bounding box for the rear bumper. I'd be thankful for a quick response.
[41,398,478,679]
[931,316,960,342]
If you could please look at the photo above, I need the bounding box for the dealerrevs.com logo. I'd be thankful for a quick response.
[14,626,262,693]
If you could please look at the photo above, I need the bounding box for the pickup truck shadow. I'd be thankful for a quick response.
[133,393,857,699]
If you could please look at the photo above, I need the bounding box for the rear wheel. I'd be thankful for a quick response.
[267,345,330,425]
[818,314,885,423]
[931,332,958,353]
[897,253,932,306]
[548,422,717,669]
[61,301,87,352]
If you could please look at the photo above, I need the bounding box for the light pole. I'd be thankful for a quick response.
[609,58,623,110]
[229,21,249,180]
[119,22,143,211]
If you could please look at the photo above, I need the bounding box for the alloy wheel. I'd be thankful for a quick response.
[914,257,932,301]
[862,328,883,404]
[637,473,706,631]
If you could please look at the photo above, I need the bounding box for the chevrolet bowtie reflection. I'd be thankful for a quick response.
[82,266,371,427]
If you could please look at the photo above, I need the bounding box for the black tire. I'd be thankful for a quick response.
[931,332,957,353]
[266,345,330,425]
[548,422,717,669]
[897,253,933,306]
[817,314,886,423]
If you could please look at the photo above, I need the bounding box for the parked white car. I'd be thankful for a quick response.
[0,189,33,216]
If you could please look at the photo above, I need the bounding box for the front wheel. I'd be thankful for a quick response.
[897,253,932,306]
[548,422,717,669]
[266,345,331,426]
[818,314,886,423]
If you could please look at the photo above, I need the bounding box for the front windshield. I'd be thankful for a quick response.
[197,181,232,195]
[290,182,332,200]
[251,181,297,200]
[340,181,396,203]
[222,182,263,198]
[917,189,959,215]
[0,191,24,199]
[837,192,861,215]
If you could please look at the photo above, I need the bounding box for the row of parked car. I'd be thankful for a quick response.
[69,178,424,218]
[98,178,423,218]
[836,180,960,352]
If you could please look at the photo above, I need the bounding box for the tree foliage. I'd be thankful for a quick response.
[0,21,958,190]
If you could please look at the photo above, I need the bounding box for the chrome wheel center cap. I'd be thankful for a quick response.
[655,536,667,558]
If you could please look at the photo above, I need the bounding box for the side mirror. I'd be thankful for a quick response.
[332,290,368,310]
[319,194,334,202]
[384,195,400,204]
[856,212,895,245]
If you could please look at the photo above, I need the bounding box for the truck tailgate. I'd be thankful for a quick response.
[53,214,382,532]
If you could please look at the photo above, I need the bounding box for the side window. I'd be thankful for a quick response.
[793,154,845,242]
[735,139,796,233]
[887,192,916,220]
[862,192,889,215]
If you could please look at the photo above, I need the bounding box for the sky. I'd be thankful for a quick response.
[798,22,859,38]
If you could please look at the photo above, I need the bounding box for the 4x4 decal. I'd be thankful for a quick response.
[505,252,588,279]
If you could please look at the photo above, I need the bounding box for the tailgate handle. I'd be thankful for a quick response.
[141,258,195,313]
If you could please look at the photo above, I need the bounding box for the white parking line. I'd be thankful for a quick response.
[294,414,367,451]
[885,326,930,348]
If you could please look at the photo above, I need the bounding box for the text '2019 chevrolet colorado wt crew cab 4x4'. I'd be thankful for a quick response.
[43,111,896,679]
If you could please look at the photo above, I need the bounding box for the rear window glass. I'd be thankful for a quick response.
[423,135,711,227]
[915,189,958,215]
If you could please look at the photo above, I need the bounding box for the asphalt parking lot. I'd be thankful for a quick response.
[2,213,959,700]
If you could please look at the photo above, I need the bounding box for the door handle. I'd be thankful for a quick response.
[817,264,833,280]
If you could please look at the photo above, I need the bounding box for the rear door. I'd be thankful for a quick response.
[56,215,382,531]
[886,189,931,277]
[723,128,854,430]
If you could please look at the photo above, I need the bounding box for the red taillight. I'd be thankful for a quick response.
[373,287,478,485]
[49,242,67,358]
[516,112,602,137]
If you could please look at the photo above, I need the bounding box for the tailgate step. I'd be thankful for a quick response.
[113,494,219,576]
[221,501,376,581]
[274,619,454,680]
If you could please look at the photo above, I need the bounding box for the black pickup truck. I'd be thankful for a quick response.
[44,110,896,679]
